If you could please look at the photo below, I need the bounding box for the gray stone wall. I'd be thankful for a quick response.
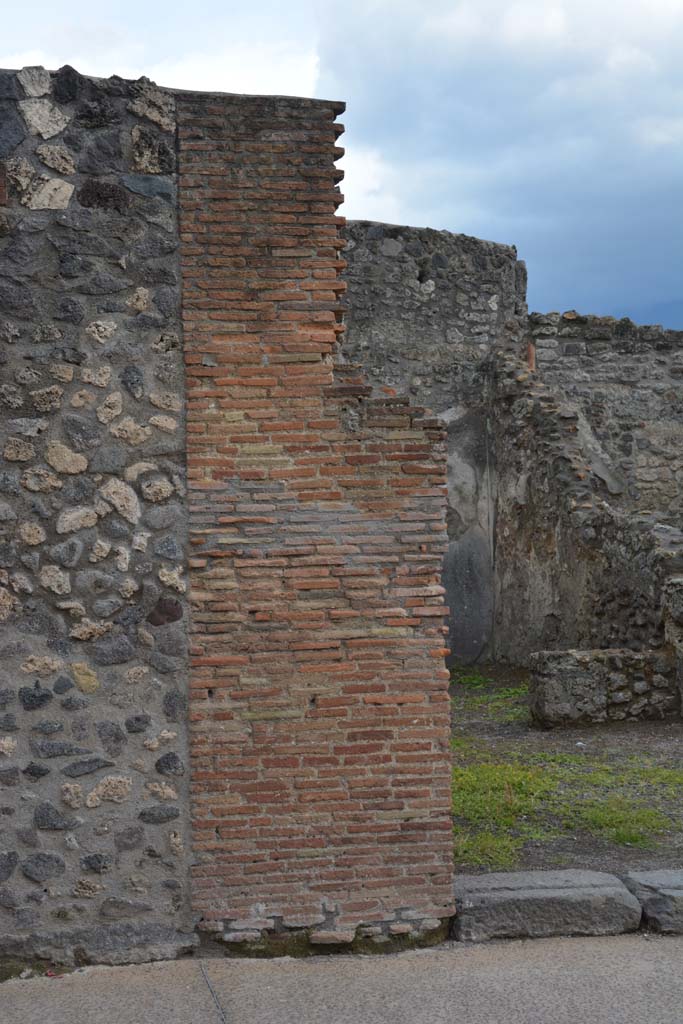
[530,312,683,518]
[0,66,193,964]
[492,311,683,666]
[529,648,678,726]
[342,230,683,673]
[492,349,683,664]
[343,221,527,663]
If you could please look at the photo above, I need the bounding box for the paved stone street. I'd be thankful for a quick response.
[3,934,683,1024]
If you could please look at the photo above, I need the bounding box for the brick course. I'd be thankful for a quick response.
[177,92,454,944]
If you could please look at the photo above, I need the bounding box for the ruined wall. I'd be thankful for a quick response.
[492,349,683,664]
[343,222,527,663]
[492,312,683,666]
[529,648,678,727]
[5,57,681,964]
[0,67,193,964]
[341,233,683,671]
[179,99,454,949]
[530,312,683,518]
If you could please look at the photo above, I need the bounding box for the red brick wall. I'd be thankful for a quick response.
[177,91,454,947]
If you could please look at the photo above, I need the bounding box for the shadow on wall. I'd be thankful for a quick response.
[342,220,527,665]
[443,410,495,665]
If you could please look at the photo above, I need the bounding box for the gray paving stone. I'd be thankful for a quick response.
[623,871,683,934]
[453,870,642,942]
[1,960,220,1024]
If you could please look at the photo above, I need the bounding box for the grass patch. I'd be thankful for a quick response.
[570,798,670,847]
[450,668,492,689]
[450,736,491,758]
[626,764,683,795]
[453,681,530,723]
[452,749,678,869]
[454,830,524,870]
[452,762,554,828]
[451,760,563,869]
[450,664,683,872]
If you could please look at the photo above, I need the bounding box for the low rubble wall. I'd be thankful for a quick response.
[529,648,679,727]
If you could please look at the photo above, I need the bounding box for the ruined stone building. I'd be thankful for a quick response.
[0,65,680,966]
[343,226,683,726]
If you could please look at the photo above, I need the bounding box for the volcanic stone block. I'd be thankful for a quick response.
[529,648,678,726]
[453,870,642,942]
[623,871,683,934]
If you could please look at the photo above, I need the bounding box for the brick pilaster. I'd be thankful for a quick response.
[177,91,454,947]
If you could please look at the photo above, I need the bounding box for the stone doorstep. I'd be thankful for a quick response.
[622,871,683,934]
[0,922,198,969]
[452,870,643,943]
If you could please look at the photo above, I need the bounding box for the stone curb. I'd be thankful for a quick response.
[622,871,683,934]
[2,870,682,977]
[452,870,643,942]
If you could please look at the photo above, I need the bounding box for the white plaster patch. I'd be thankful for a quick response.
[19,98,70,139]
[24,178,74,211]
[36,143,76,175]
[85,321,117,343]
[18,66,51,97]
[0,737,17,757]
[56,506,98,534]
[98,478,141,524]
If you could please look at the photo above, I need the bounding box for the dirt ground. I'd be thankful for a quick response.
[450,664,683,874]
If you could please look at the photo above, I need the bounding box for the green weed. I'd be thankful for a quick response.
[452,751,678,868]
[450,669,682,870]
[569,797,670,847]
[454,830,523,870]
[452,762,554,828]
[450,669,491,689]
[453,682,529,723]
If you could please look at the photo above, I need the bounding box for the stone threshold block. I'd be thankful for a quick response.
[452,870,642,942]
[0,921,198,968]
[623,871,683,934]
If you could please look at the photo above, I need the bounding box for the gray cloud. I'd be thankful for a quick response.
[319,0,683,325]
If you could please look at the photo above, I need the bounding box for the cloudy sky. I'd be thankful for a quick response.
[4,1,683,325]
